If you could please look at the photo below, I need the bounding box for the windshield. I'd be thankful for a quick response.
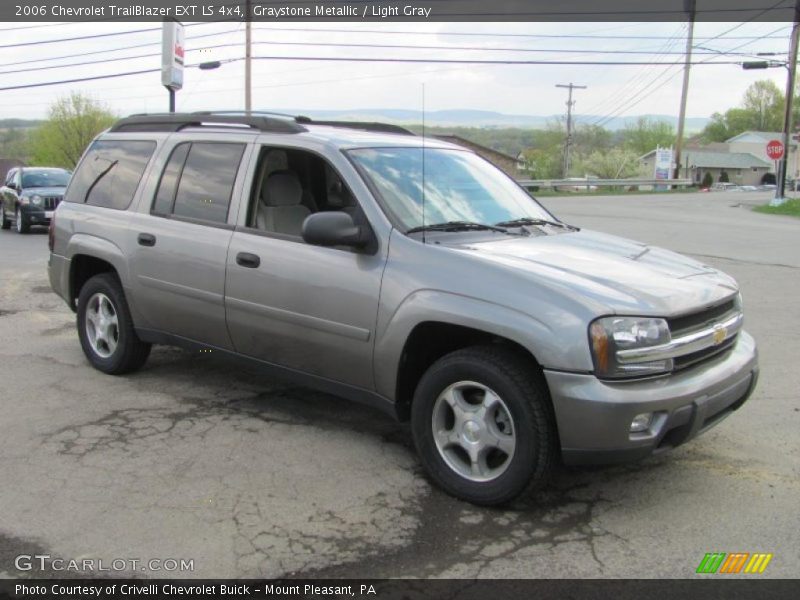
[22,169,70,188]
[347,147,554,232]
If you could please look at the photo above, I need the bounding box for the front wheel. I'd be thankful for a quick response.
[411,345,556,506]
[15,207,29,234]
[77,273,151,374]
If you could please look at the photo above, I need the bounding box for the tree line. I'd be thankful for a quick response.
[0,80,792,178]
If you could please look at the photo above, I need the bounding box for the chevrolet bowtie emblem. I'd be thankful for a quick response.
[712,324,727,345]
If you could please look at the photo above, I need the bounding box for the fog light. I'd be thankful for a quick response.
[630,412,653,433]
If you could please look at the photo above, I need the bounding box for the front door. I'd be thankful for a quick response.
[224,145,386,390]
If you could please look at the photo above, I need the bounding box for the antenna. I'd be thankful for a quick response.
[421,83,426,245]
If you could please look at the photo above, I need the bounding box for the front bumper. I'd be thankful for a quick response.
[20,205,55,225]
[544,331,758,465]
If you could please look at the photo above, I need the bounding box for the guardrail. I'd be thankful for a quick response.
[518,178,694,189]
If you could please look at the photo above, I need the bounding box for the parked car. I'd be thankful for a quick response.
[48,113,759,505]
[710,182,738,192]
[1,167,71,233]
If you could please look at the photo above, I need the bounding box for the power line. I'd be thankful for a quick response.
[0,22,212,50]
[252,24,791,41]
[0,55,754,93]
[0,28,243,69]
[1,38,782,77]
[579,25,688,121]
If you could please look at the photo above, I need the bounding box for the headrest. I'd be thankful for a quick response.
[263,150,288,176]
[263,170,302,207]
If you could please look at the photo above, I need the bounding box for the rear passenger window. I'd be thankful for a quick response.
[65,140,156,210]
[175,143,244,223]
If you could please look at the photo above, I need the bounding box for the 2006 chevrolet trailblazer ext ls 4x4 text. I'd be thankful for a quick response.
[48,112,759,505]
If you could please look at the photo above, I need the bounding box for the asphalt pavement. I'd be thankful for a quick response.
[0,190,797,579]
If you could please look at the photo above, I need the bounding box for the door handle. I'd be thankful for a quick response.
[236,252,260,268]
[137,233,156,247]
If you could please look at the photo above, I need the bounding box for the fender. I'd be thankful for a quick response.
[373,289,593,402]
[66,233,130,299]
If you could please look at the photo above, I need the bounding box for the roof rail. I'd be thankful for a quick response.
[109,113,307,134]
[294,116,415,136]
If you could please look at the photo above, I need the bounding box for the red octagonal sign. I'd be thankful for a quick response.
[766,139,784,160]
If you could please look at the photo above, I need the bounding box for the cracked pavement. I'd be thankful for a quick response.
[0,191,797,579]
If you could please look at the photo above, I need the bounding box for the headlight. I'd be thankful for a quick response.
[31,195,43,206]
[589,316,673,379]
[19,196,31,205]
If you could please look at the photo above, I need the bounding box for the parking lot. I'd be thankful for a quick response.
[0,190,797,579]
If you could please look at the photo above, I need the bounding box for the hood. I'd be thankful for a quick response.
[450,229,738,316]
[21,186,66,196]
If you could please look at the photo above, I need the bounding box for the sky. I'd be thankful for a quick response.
[0,20,793,124]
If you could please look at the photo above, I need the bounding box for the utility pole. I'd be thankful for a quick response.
[773,0,800,205]
[245,0,252,114]
[556,83,586,177]
[673,0,697,182]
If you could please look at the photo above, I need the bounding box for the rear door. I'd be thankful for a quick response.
[128,138,252,349]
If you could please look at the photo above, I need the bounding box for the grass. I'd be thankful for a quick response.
[753,198,800,218]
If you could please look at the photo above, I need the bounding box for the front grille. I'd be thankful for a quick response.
[673,335,737,371]
[668,298,736,336]
[667,298,741,372]
[42,196,62,210]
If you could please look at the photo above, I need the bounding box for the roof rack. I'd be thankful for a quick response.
[109,113,307,134]
[294,116,414,136]
[109,112,414,136]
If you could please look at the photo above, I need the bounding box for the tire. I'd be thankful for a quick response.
[411,345,556,506]
[0,205,9,230]
[76,273,151,375]
[15,206,29,234]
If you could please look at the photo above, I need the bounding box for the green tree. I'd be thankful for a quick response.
[579,148,642,179]
[0,127,32,162]
[30,93,115,168]
[700,80,787,142]
[742,79,783,131]
[702,171,714,187]
[621,116,676,156]
[519,148,560,179]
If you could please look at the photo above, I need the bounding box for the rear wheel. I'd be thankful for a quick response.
[411,345,556,506]
[77,273,151,374]
[15,207,29,234]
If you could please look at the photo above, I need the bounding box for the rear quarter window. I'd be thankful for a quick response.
[65,139,156,210]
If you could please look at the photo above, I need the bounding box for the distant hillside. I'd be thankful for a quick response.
[288,109,709,133]
[0,119,42,130]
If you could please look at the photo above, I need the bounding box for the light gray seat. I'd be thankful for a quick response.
[256,170,310,236]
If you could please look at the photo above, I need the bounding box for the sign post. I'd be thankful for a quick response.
[161,20,184,113]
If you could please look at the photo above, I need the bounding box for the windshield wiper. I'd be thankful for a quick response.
[406,221,511,234]
[495,217,579,231]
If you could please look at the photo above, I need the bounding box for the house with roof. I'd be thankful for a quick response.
[431,134,524,180]
[639,148,771,186]
[725,131,799,181]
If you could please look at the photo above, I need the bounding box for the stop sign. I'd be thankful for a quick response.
[766,139,784,160]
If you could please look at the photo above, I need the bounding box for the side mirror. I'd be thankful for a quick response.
[302,212,372,249]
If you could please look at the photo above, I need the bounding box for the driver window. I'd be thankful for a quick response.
[247,146,359,238]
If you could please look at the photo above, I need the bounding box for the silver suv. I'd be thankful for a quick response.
[49,112,759,505]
